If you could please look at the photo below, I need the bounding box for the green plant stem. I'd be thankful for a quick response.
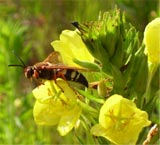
[143,63,158,107]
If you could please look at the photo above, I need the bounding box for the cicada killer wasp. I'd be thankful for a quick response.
[8,51,88,87]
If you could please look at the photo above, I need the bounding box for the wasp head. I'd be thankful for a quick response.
[24,66,34,79]
[24,66,40,80]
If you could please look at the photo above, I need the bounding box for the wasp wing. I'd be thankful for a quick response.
[43,51,89,71]
[43,51,63,64]
[44,64,89,71]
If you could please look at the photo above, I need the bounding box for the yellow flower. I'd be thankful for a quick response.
[32,79,82,136]
[51,30,94,67]
[91,94,151,145]
[144,18,160,64]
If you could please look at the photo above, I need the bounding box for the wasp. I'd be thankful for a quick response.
[8,51,88,87]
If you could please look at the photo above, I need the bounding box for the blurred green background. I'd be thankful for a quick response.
[0,0,159,144]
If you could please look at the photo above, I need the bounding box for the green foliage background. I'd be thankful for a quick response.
[0,0,159,144]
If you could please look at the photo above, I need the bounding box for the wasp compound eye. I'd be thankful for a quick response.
[24,66,34,79]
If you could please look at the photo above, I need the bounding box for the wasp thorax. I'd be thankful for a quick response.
[24,66,34,79]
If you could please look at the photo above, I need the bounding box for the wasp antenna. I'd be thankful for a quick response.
[8,64,25,68]
[11,51,26,67]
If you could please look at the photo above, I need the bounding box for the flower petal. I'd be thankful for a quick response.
[33,100,63,126]
[57,105,82,136]
[32,81,61,102]
[56,78,77,101]
[91,94,151,145]
[144,18,160,64]
[90,124,108,137]
[32,81,69,126]
[51,30,94,66]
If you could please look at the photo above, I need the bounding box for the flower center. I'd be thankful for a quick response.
[106,109,135,131]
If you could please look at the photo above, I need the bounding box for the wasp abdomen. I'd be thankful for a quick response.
[63,69,88,87]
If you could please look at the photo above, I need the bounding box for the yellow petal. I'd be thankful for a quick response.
[56,78,77,101]
[144,18,160,64]
[33,100,64,126]
[51,30,94,67]
[90,124,107,137]
[32,81,61,102]
[91,94,151,145]
[57,105,82,136]
[32,81,70,126]
[32,80,82,135]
